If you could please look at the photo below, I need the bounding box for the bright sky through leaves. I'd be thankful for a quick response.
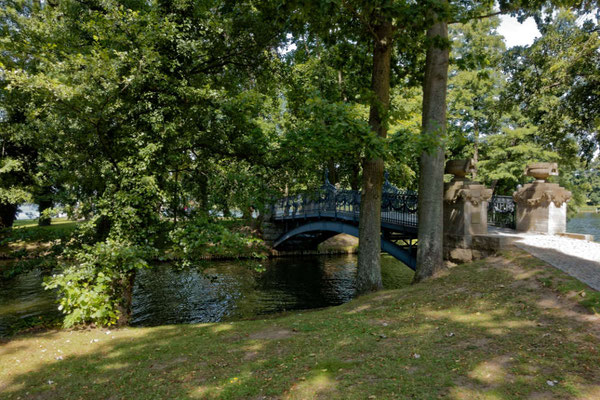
[497,15,540,47]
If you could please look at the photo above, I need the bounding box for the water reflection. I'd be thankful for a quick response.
[0,254,413,336]
[0,269,61,337]
[131,255,357,326]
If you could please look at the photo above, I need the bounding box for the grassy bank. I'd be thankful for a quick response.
[578,204,599,212]
[0,218,78,279]
[1,250,599,399]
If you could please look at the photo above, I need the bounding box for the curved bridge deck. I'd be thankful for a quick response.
[269,189,419,269]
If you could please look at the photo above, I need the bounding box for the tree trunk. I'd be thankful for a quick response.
[350,162,361,191]
[327,159,337,184]
[95,214,112,242]
[38,199,52,226]
[473,122,479,180]
[222,204,231,218]
[0,203,17,228]
[414,7,450,283]
[173,171,179,225]
[198,174,208,215]
[356,21,393,294]
[37,186,53,226]
[242,205,254,225]
[116,271,136,327]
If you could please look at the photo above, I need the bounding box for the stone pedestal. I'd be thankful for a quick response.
[443,177,492,263]
[261,221,285,247]
[512,163,571,235]
[513,182,571,234]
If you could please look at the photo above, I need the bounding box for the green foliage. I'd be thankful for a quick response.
[0,0,288,326]
[502,9,600,161]
[478,124,562,193]
[37,206,60,224]
[169,216,267,262]
[0,158,31,205]
[574,159,600,206]
[44,239,151,328]
[447,16,506,160]
[559,168,589,218]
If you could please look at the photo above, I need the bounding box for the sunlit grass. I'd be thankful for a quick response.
[0,218,79,280]
[13,217,76,229]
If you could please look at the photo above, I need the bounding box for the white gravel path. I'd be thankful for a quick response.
[494,231,600,291]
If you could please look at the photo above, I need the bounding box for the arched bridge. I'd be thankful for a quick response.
[268,179,419,269]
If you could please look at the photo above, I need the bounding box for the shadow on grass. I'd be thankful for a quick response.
[1,254,600,399]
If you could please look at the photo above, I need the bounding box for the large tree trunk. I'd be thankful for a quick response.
[473,121,479,180]
[350,162,361,191]
[356,21,393,294]
[0,203,17,228]
[38,198,52,226]
[173,171,179,225]
[414,8,450,283]
[198,174,209,215]
[327,159,337,185]
[37,185,54,226]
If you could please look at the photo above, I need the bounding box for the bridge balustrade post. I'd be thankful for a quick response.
[513,163,571,234]
[443,159,492,264]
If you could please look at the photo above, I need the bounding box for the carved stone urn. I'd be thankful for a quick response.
[443,159,492,263]
[445,159,476,181]
[444,158,491,206]
[524,162,558,182]
[513,163,571,234]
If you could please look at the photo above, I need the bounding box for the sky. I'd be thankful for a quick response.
[497,15,540,48]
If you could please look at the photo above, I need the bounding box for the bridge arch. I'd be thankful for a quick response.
[273,221,416,270]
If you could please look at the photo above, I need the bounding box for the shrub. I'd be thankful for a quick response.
[169,215,267,261]
[44,239,152,327]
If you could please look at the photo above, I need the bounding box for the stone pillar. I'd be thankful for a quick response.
[513,163,571,234]
[443,159,493,263]
[261,221,285,249]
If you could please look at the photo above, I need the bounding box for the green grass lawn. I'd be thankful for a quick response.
[1,250,599,399]
[13,217,77,229]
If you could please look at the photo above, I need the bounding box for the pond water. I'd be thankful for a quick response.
[131,255,359,327]
[0,254,410,337]
[0,269,62,337]
[567,212,600,242]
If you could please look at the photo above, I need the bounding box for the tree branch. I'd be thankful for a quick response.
[340,0,378,40]
[449,10,504,25]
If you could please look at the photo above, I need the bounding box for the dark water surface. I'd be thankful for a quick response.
[567,212,600,242]
[1,254,365,336]
[0,269,62,337]
[131,255,358,326]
